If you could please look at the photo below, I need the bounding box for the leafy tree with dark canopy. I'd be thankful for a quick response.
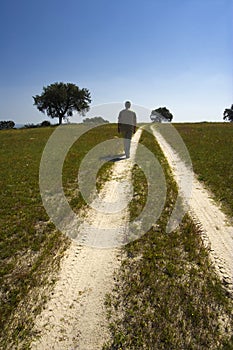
[0,120,15,130]
[150,107,173,122]
[83,116,109,124]
[33,82,91,125]
[223,104,233,122]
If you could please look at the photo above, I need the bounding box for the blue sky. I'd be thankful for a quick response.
[0,0,232,124]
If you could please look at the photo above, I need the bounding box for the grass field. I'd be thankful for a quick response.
[0,122,232,349]
[0,123,119,348]
[174,123,233,219]
[104,126,233,349]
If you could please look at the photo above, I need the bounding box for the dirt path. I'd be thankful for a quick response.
[30,130,142,350]
[152,125,233,293]
[31,125,233,349]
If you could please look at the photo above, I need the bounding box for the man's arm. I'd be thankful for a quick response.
[133,112,137,133]
[118,111,122,133]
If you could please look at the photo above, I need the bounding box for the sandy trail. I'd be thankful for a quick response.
[152,125,233,292]
[31,130,142,350]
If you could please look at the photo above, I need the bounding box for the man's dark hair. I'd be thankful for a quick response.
[125,101,131,109]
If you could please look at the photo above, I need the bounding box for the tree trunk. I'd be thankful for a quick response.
[59,116,62,125]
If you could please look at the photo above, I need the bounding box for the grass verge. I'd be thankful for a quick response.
[104,127,233,350]
[173,122,233,220]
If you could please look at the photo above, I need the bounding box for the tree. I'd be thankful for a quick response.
[33,82,91,125]
[223,104,233,122]
[40,120,51,127]
[0,120,15,130]
[83,116,109,124]
[150,107,173,122]
[23,123,38,129]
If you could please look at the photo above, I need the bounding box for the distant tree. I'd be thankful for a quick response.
[0,120,15,130]
[40,120,51,127]
[83,116,109,124]
[23,123,38,129]
[23,121,52,128]
[33,82,91,125]
[150,107,173,122]
[223,104,233,122]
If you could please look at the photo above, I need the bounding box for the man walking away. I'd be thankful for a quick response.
[118,101,137,158]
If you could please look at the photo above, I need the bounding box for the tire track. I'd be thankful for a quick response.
[151,125,233,293]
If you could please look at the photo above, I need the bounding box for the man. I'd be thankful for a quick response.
[118,101,137,158]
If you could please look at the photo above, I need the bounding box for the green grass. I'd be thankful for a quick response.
[1,122,232,349]
[0,127,69,349]
[173,122,233,219]
[0,123,120,348]
[104,127,233,350]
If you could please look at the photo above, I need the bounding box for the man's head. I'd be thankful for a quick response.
[125,101,131,109]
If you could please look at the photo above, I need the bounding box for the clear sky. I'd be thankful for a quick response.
[0,0,232,124]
